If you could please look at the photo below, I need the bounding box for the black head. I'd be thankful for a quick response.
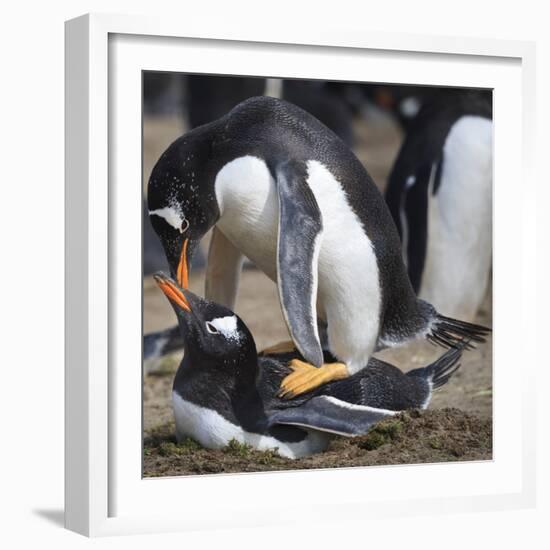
[153,273,257,371]
[147,129,220,287]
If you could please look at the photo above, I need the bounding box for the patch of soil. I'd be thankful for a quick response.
[143,408,492,477]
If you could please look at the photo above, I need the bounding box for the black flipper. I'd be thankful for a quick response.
[386,155,442,293]
[274,159,324,368]
[268,396,396,437]
[143,325,183,361]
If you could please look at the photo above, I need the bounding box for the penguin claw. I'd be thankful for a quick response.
[278,360,349,399]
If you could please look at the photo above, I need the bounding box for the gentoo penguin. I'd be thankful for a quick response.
[154,272,463,458]
[385,90,493,320]
[147,95,489,398]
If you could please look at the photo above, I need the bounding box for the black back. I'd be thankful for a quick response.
[174,346,433,444]
[258,351,431,413]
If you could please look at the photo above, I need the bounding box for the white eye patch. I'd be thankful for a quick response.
[207,316,240,342]
[149,205,188,233]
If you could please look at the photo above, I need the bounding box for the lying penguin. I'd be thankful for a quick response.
[147,95,488,399]
[153,272,462,459]
[385,90,492,320]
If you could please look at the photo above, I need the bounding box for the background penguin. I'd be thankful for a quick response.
[147,95,489,398]
[385,89,492,320]
[186,75,268,129]
[154,273,463,458]
[280,80,355,146]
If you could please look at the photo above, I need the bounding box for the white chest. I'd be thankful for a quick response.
[420,115,493,319]
[214,155,382,369]
[172,391,328,459]
[215,156,279,279]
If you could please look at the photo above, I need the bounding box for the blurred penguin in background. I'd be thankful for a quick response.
[385,89,492,321]
[363,85,435,131]
[281,80,355,146]
[186,75,267,128]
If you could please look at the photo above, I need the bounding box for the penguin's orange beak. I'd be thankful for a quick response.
[176,238,189,289]
[154,273,191,312]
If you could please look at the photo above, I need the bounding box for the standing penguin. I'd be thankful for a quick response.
[385,90,492,320]
[154,272,463,458]
[147,96,489,398]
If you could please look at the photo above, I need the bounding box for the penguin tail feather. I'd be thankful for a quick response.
[430,346,462,389]
[428,314,491,350]
[407,345,463,390]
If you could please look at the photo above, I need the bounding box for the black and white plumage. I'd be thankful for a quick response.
[385,90,493,320]
[147,96,488,395]
[154,273,463,458]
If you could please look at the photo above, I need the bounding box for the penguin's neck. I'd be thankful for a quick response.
[176,346,259,400]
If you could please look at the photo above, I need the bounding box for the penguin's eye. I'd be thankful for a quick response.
[179,218,189,234]
[206,321,219,335]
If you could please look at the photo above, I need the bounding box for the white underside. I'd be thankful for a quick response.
[420,116,493,321]
[172,392,329,459]
[214,156,381,373]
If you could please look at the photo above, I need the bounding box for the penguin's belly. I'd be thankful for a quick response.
[215,156,279,280]
[172,391,329,459]
[215,156,382,372]
[420,116,492,320]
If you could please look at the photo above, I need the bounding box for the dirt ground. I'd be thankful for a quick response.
[142,110,493,477]
[143,409,492,477]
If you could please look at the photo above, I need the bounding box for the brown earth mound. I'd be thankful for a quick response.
[143,408,492,477]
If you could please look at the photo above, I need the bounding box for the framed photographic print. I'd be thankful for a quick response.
[65,13,536,536]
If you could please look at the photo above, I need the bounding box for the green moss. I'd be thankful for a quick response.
[158,442,179,456]
[178,437,202,451]
[222,439,283,463]
[156,437,203,457]
[361,431,387,450]
[375,420,403,438]
[255,449,281,465]
[143,422,177,448]
[224,439,254,457]
[358,419,404,451]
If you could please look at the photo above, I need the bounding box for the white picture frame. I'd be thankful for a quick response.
[65,12,537,537]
